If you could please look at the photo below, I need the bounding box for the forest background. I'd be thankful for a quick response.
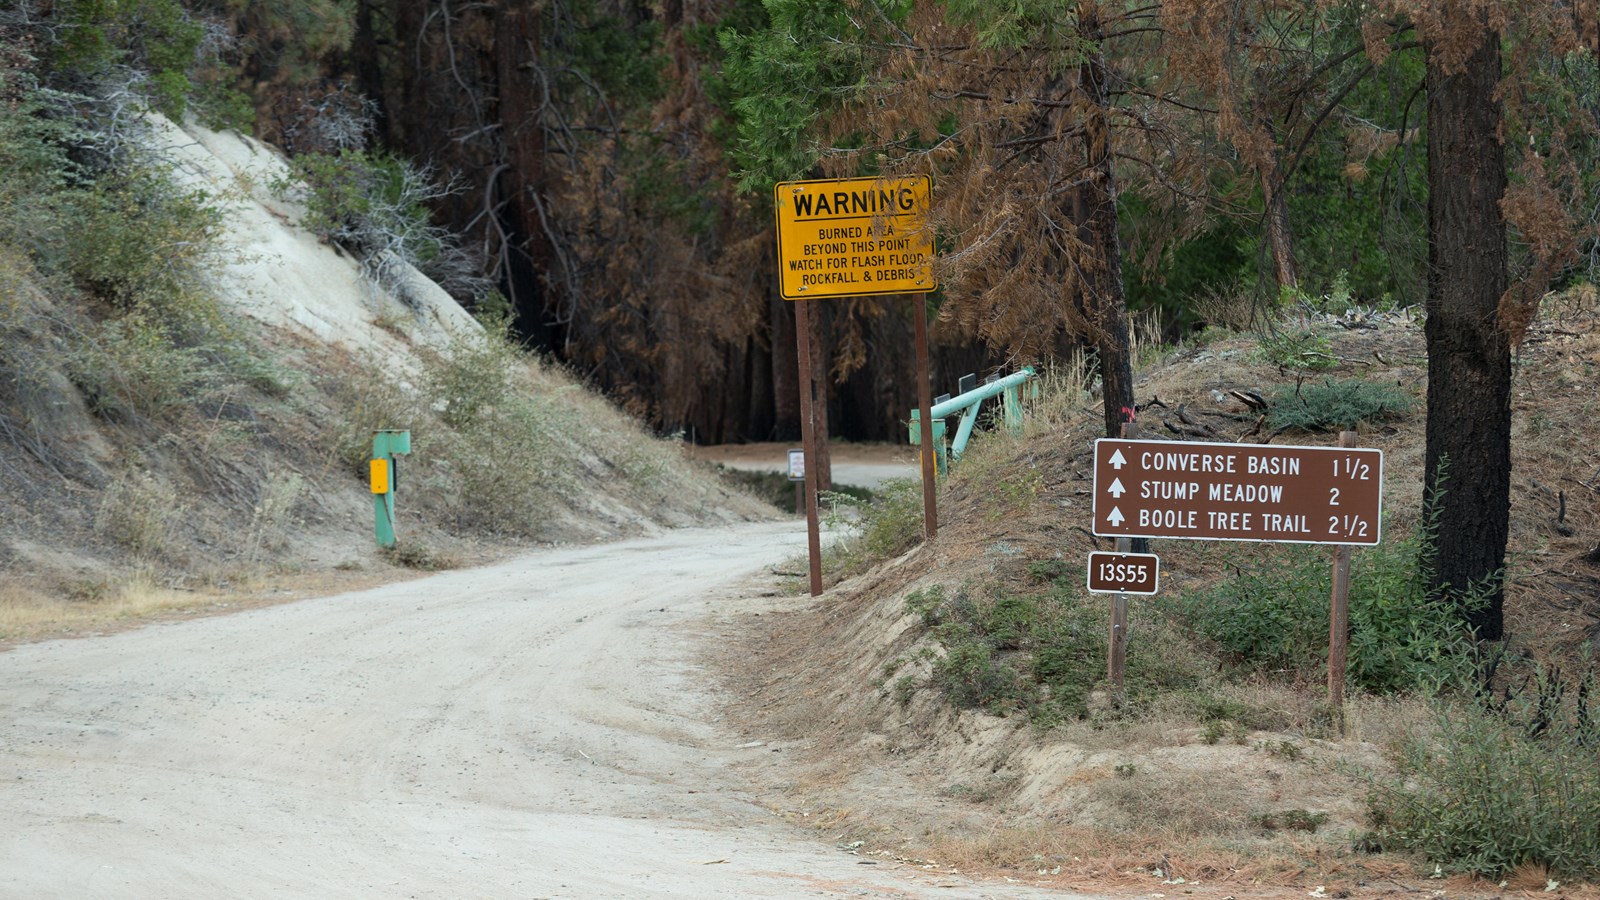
[2,0,1597,636]
[8,0,1589,443]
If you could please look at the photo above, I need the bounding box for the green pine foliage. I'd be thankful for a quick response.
[51,0,205,119]
[719,0,907,190]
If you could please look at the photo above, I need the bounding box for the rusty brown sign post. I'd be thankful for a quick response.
[1091,438,1383,545]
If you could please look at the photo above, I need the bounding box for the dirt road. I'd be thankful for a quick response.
[0,522,1067,899]
[689,443,918,490]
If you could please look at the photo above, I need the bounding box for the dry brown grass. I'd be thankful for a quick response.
[865,819,1446,899]
[0,571,216,642]
[1090,768,1259,836]
[0,561,441,646]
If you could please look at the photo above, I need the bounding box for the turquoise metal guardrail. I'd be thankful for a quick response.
[908,367,1036,475]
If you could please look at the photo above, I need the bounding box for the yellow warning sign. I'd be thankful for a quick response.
[774,175,934,300]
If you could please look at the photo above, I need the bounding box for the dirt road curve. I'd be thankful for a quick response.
[1,522,1067,899]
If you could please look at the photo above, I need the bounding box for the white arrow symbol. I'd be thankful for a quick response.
[1107,507,1125,527]
[1108,477,1125,498]
[1108,449,1127,470]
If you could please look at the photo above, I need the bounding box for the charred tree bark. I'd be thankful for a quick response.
[1077,3,1137,442]
[1423,14,1509,640]
[1252,73,1299,295]
[1261,162,1299,293]
[351,0,389,139]
[492,2,552,320]
[771,294,801,441]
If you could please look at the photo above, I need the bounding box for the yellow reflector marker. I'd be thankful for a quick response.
[370,459,390,494]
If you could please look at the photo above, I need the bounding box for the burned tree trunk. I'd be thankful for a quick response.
[1077,3,1138,442]
[1423,12,1510,640]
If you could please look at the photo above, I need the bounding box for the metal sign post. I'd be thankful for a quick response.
[913,298,937,539]
[1088,547,1164,695]
[371,429,411,549]
[1327,431,1358,718]
[1108,538,1131,698]
[787,448,806,518]
[794,300,824,597]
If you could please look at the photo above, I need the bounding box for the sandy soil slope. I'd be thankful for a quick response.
[0,521,1070,899]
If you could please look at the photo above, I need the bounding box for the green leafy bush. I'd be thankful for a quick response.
[65,165,225,324]
[51,0,205,119]
[1266,378,1412,432]
[1368,687,1600,879]
[905,565,1205,724]
[417,329,578,536]
[70,313,216,420]
[325,353,422,475]
[1258,328,1337,371]
[0,50,80,262]
[435,394,568,535]
[1174,519,1478,694]
[824,477,923,574]
[421,328,520,430]
[94,469,180,559]
[1251,808,1328,832]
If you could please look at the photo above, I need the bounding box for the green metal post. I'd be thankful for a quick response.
[949,405,980,462]
[1003,383,1024,435]
[371,429,411,549]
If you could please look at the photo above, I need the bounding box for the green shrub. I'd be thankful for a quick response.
[0,53,79,262]
[70,313,216,420]
[324,357,421,475]
[382,541,459,571]
[94,470,180,559]
[905,567,1205,724]
[1368,695,1600,879]
[436,395,568,536]
[64,165,227,330]
[246,470,305,563]
[415,331,578,536]
[716,467,789,509]
[1173,521,1478,694]
[1258,328,1337,371]
[1266,378,1411,432]
[52,0,205,119]
[825,477,923,574]
[1252,808,1328,832]
[422,329,520,429]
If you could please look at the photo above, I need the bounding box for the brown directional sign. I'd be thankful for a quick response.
[1092,438,1383,545]
[1086,551,1160,595]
